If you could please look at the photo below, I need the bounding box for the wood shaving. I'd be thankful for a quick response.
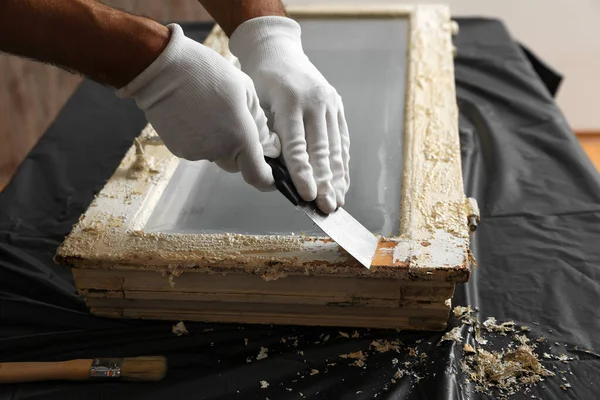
[260,380,269,389]
[453,305,473,317]
[514,334,530,345]
[439,326,463,344]
[370,339,402,353]
[352,359,366,368]
[256,347,268,360]
[463,343,476,354]
[482,317,516,335]
[172,321,188,336]
[453,305,476,324]
[339,350,366,367]
[244,338,248,346]
[475,335,489,345]
[394,368,407,380]
[339,351,363,359]
[310,369,319,375]
[339,331,350,338]
[352,330,360,338]
[393,368,423,383]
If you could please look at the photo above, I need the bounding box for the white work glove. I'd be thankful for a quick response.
[230,16,351,214]
[117,24,281,191]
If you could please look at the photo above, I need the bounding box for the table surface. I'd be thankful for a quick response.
[1,19,600,400]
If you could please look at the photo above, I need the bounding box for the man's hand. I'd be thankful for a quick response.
[117,24,281,191]
[229,17,350,214]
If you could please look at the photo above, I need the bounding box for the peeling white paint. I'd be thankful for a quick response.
[392,230,466,269]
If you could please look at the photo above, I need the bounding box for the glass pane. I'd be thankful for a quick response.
[144,17,408,236]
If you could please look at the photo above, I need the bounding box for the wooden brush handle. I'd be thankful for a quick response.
[0,360,92,383]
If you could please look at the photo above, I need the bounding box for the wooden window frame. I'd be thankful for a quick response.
[55,4,475,329]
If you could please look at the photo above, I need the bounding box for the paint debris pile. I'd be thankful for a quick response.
[450,306,568,399]
[460,337,554,397]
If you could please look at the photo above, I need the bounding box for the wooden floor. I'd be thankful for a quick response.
[0,0,211,191]
[577,133,600,172]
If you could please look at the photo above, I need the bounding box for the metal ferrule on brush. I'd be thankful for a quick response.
[89,358,122,379]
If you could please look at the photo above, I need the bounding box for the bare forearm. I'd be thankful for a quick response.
[199,0,286,36]
[0,0,169,88]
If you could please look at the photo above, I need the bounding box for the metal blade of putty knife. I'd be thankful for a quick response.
[265,157,379,269]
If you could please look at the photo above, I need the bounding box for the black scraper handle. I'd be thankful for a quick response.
[264,157,302,206]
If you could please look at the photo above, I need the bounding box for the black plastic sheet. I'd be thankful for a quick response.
[1,19,599,399]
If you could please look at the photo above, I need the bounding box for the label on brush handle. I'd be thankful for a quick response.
[90,358,122,379]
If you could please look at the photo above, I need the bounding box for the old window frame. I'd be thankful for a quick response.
[56,4,472,285]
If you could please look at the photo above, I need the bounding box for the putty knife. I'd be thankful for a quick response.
[265,157,379,269]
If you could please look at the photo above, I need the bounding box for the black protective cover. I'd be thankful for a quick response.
[1,20,599,400]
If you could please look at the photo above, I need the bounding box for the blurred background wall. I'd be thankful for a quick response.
[1,0,599,189]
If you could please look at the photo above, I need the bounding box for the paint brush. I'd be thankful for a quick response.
[0,356,166,383]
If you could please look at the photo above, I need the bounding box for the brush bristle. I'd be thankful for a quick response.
[120,356,167,382]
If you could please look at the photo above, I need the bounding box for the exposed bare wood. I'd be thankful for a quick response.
[92,307,448,330]
[72,268,454,297]
[88,299,451,330]
[72,268,455,312]
[86,297,451,317]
